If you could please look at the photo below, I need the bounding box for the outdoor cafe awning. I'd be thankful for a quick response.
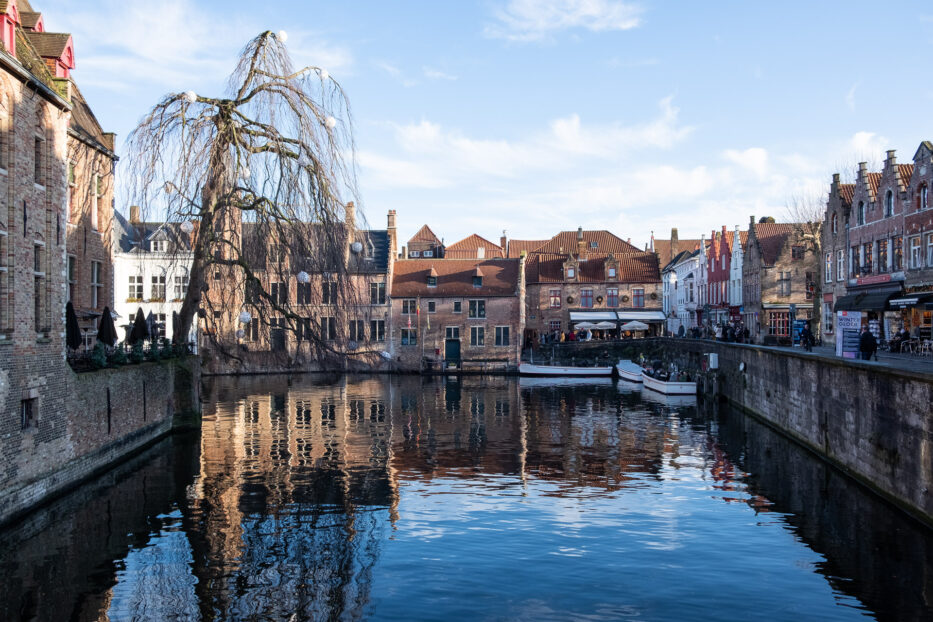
[615,311,666,322]
[570,311,617,322]
[834,292,895,312]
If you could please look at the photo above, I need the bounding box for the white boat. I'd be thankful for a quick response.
[641,372,697,395]
[640,390,696,408]
[616,359,644,383]
[520,376,614,388]
[519,362,614,377]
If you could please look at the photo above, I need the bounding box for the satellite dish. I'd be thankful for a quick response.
[350,241,363,254]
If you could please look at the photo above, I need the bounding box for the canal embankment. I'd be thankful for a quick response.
[540,338,933,526]
[0,357,200,527]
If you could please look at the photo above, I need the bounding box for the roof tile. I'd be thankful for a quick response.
[392,259,519,297]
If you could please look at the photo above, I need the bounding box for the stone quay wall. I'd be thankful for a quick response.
[0,357,200,527]
[543,338,933,524]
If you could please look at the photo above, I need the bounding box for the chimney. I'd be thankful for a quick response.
[627,237,631,244]
[500,229,507,254]
[387,210,397,257]
[130,205,141,224]
[345,201,356,230]
[650,230,655,252]
[886,150,896,167]
[670,227,679,258]
[401,245,408,259]
[577,227,586,256]
[749,215,755,227]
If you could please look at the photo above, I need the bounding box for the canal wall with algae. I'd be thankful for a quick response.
[541,338,933,525]
[0,357,200,527]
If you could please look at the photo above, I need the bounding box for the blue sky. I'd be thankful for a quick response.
[38,0,933,247]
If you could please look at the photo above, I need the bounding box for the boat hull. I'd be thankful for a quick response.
[616,360,644,383]
[641,373,696,395]
[519,363,613,377]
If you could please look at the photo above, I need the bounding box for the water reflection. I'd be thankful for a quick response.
[1,375,932,621]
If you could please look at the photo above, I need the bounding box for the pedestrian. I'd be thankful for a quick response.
[801,324,814,352]
[859,327,877,361]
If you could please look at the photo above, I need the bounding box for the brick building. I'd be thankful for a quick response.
[444,233,503,259]
[742,218,818,343]
[821,174,855,345]
[0,0,84,501]
[522,228,663,340]
[389,258,524,371]
[404,224,443,258]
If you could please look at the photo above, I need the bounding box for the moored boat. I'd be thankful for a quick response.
[616,359,644,383]
[641,372,697,395]
[519,362,614,377]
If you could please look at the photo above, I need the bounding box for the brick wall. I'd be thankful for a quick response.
[526,281,662,335]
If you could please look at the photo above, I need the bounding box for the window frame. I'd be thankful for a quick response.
[468,299,486,318]
[549,288,561,308]
[470,325,485,346]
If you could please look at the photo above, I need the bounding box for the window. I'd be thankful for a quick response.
[768,311,790,336]
[607,287,618,307]
[548,320,561,333]
[495,326,509,346]
[468,300,486,318]
[862,242,872,274]
[370,319,386,342]
[857,201,865,226]
[445,326,460,339]
[128,275,143,300]
[566,267,575,279]
[779,271,791,296]
[607,266,616,278]
[151,275,166,301]
[271,281,289,304]
[580,289,593,308]
[837,250,845,281]
[296,281,312,304]
[67,255,76,302]
[248,318,260,341]
[370,282,386,304]
[296,317,312,342]
[792,246,805,260]
[632,288,645,308]
[91,174,102,230]
[91,261,102,308]
[831,213,837,234]
[805,272,814,300]
[321,281,337,304]
[151,239,165,252]
[21,398,37,429]
[879,240,888,272]
[589,241,598,249]
[423,250,434,258]
[402,299,417,314]
[401,328,417,345]
[473,276,482,288]
[409,250,420,258]
[349,319,365,342]
[321,316,337,341]
[66,162,76,222]
[154,313,166,338]
[893,236,903,270]
[34,136,43,184]
[427,300,436,313]
[825,253,832,283]
[549,289,561,308]
[885,190,894,217]
[927,234,933,268]
[427,276,437,287]
[910,236,923,269]
[174,275,188,300]
[921,185,929,211]
[823,302,833,334]
[453,300,462,313]
[470,325,485,346]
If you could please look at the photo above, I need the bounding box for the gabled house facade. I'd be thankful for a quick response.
[444,233,504,259]
[405,224,443,258]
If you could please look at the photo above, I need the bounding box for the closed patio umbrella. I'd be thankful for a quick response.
[128,308,149,344]
[65,301,82,350]
[97,306,118,347]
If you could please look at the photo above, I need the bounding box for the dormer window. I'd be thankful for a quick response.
[410,250,420,258]
[607,266,616,278]
[884,190,894,217]
[473,276,482,288]
[567,267,575,279]
[589,241,598,249]
[423,250,433,258]
[151,239,166,253]
[427,276,437,287]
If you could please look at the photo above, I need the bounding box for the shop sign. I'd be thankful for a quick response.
[836,310,861,358]
[855,274,892,286]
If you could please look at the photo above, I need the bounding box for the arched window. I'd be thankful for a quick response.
[857,201,865,226]
[831,213,837,234]
[884,190,894,217]
[921,184,929,211]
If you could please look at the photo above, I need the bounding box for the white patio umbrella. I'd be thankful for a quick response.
[620,320,650,331]
[574,321,598,330]
[594,321,617,330]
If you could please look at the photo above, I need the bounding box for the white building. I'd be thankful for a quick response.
[662,247,702,335]
[112,207,195,344]
[729,225,744,308]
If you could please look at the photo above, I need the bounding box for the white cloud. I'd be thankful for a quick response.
[423,67,458,81]
[375,61,419,87]
[846,82,859,112]
[722,147,769,179]
[486,0,643,42]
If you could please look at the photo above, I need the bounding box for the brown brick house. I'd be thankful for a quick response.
[445,233,503,259]
[405,224,444,258]
[389,258,524,371]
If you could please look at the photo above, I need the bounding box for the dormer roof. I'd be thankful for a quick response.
[409,224,441,245]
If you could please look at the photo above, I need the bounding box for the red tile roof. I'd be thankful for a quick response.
[506,239,549,258]
[653,238,702,265]
[445,233,504,259]
[898,164,914,188]
[753,223,795,266]
[408,224,441,245]
[532,230,641,256]
[391,259,519,297]
[839,183,855,206]
[525,251,659,284]
[866,172,882,200]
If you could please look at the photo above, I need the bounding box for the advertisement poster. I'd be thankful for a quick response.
[836,311,862,358]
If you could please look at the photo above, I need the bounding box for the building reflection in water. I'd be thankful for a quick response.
[1,375,932,620]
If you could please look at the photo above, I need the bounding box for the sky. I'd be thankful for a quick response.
[37,0,933,248]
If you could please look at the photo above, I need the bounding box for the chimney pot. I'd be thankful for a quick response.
[129,205,141,224]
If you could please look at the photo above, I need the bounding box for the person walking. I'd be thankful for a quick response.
[801,324,814,352]
[859,327,877,361]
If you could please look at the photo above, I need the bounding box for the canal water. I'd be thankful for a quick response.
[2,375,932,621]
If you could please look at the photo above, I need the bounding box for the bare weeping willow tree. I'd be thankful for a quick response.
[784,190,826,333]
[124,31,372,363]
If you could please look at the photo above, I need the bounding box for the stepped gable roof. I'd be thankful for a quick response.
[898,164,914,187]
[525,251,659,284]
[839,183,855,206]
[506,239,548,258]
[408,224,441,245]
[392,259,518,297]
[532,230,641,255]
[866,172,882,199]
[445,233,504,258]
[24,30,69,57]
[753,222,795,266]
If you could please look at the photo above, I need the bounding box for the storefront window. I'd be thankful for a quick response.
[823,303,833,334]
[768,312,789,336]
[863,242,873,273]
